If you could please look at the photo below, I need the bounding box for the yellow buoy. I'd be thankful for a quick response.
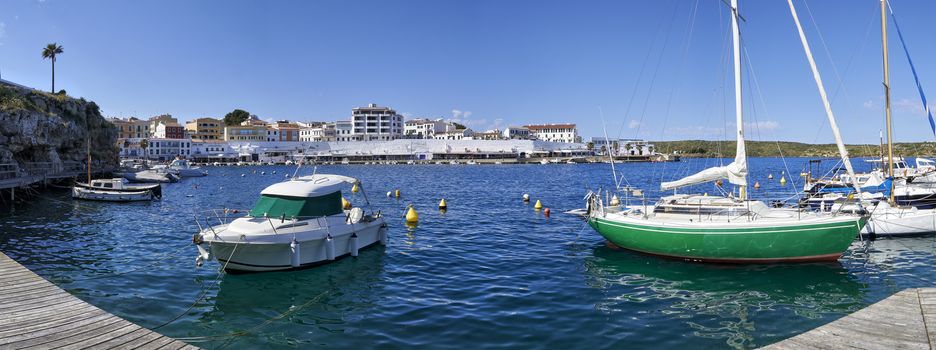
[534,200,543,210]
[405,205,419,223]
[780,176,787,185]
[439,198,447,210]
[395,189,401,198]
[342,197,351,210]
[351,183,359,193]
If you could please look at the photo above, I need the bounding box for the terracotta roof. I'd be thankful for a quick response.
[524,123,576,130]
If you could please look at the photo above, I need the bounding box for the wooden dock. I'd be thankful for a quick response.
[761,288,936,349]
[0,252,197,349]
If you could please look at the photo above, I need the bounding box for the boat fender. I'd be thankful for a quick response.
[350,233,359,257]
[290,239,301,267]
[379,225,388,245]
[325,235,336,260]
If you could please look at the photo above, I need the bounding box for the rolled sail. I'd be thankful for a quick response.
[660,159,747,191]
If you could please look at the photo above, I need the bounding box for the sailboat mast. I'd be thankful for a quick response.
[881,0,895,204]
[730,0,747,198]
[787,0,860,194]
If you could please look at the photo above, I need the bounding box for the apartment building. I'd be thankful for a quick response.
[351,103,404,141]
[524,124,578,143]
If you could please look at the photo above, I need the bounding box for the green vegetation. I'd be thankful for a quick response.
[452,122,467,130]
[41,43,64,93]
[654,140,936,158]
[224,109,250,126]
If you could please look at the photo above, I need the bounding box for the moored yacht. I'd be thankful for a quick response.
[72,178,161,202]
[193,174,387,272]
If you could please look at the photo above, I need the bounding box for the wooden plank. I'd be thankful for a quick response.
[24,321,139,350]
[0,302,98,331]
[760,288,934,350]
[0,311,115,344]
[87,327,152,349]
[0,252,197,349]
[110,331,165,350]
[9,317,129,349]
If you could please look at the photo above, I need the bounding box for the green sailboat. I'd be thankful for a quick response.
[585,0,867,263]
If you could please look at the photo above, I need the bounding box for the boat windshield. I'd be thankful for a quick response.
[249,191,343,219]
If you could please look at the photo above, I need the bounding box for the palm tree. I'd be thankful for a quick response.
[41,43,64,93]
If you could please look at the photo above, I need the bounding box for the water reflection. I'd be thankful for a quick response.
[583,246,866,349]
[196,248,387,348]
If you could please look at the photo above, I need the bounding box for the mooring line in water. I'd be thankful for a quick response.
[172,289,331,346]
[152,237,242,331]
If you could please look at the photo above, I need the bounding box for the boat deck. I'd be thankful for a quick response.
[761,288,936,349]
[0,252,197,349]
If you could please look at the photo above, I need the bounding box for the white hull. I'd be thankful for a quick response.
[864,204,936,236]
[175,168,207,177]
[71,187,154,202]
[201,216,387,272]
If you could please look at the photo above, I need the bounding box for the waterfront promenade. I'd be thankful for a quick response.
[0,252,196,349]
[762,288,936,349]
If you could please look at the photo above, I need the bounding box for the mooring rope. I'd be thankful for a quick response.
[152,237,242,330]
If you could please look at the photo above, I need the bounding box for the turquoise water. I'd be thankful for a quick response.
[1,158,935,349]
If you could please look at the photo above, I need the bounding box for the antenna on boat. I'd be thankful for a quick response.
[881,0,896,205]
[598,107,620,190]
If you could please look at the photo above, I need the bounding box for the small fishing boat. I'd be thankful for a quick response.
[193,174,387,272]
[72,178,161,202]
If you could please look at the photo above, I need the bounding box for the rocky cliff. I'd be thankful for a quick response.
[0,82,117,171]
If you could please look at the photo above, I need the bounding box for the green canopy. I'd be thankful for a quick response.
[249,191,343,218]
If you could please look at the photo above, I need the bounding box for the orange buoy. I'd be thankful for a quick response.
[544,208,551,217]
[754,182,761,189]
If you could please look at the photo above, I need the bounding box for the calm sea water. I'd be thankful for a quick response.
[2,157,935,349]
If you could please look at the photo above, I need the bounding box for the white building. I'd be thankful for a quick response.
[525,124,578,143]
[335,120,354,141]
[404,118,449,139]
[300,122,337,142]
[433,128,475,140]
[502,126,531,140]
[589,137,655,156]
[266,128,279,142]
[351,103,404,141]
[143,138,192,161]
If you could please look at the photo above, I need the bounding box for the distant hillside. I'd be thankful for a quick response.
[653,140,936,158]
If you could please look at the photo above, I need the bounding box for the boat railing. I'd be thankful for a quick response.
[194,209,382,234]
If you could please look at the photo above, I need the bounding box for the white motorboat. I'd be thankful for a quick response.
[124,169,180,183]
[165,159,207,177]
[193,174,388,272]
[72,178,161,202]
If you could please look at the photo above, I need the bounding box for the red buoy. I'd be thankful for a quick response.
[543,208,551,217]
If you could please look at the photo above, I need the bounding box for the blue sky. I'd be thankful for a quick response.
[1,0,935,143]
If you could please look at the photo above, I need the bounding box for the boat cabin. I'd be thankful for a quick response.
[249,175,357,219]
[88,178,130,190]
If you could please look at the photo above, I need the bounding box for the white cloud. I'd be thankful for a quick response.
[448,109,487,128]
[628,120,642,129]
[863,100,876,110]
[664,125,724,136]
[893,98,935,116]
[745,120,780,131]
